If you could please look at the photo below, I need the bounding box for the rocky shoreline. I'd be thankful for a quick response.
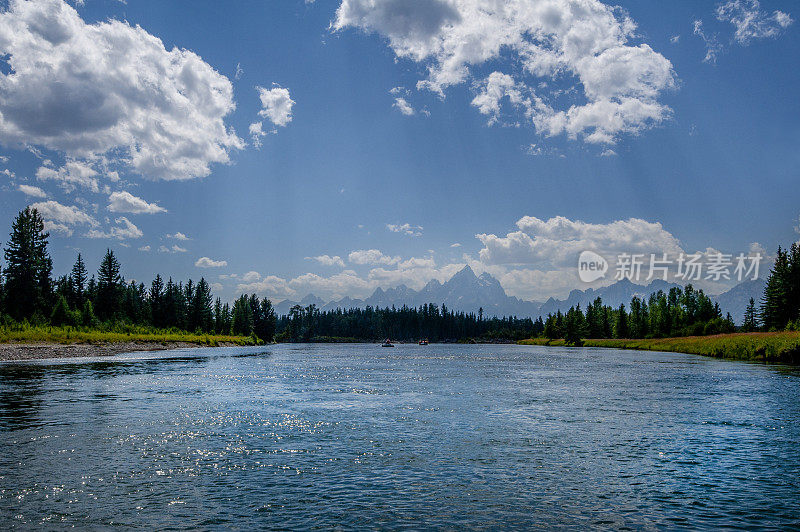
[0,341,229,362]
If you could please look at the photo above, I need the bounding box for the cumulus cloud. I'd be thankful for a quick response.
[85,216,143,240]
[30,199,97,236]
[138,245,151,252]
[334,0,676,144]
[306,255,346,268]
[241,271,261,282]
[348,249,401,266]
[386,222,423,237]
[17,184,47,197]
[477,215,684,269]
[107,191,166,214]
[35,160,99,193]
[237,274,297,300]
[195,256,228,268]
[393,97,415,115]
[256,85,295,127]
[0,0,243,180]
[716,0,793,43]
[166,232,191,241]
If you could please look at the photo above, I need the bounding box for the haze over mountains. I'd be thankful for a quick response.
[274,266,765,325]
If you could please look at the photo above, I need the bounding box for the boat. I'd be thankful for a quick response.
[418,339,429,345]
[381,339,394,347]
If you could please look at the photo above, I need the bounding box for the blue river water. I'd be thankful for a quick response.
[1,344,799,529]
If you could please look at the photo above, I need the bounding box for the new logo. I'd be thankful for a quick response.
[578,250,608,283]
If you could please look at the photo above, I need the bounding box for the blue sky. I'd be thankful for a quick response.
[0,0,798,302]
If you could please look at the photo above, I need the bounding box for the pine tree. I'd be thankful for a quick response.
[69,253,88,308]
[95,249,122,321]
[149,274,165,327]
[614,304,629,339]
[189,278,213,333]
[2,207,53,321]
[761,247,790,330]
[742,297,758,332]
[51,295,76,327]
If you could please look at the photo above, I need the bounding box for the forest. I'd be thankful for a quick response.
[0,207,276,343]
[1,207,799,345]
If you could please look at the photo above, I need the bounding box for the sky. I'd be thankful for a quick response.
[0,0,798,303]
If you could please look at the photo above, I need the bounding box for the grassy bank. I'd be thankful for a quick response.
[0,324,257,347]
[519,331,800,363]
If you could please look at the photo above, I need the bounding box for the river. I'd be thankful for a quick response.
[1,344,798,529]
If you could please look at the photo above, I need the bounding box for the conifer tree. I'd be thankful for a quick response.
[743,298,758,332]
[69,253,87,308]
[2,207,52,320]
[95,249,122,321]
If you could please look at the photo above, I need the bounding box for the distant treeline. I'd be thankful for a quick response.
[760,243,800,332]
[276,304,542,342]
[0,208,276,342]
[3,207,798,347]
[541,241,800,345]
[541,286,736,345]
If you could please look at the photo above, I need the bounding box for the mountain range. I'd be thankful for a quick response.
[273,265,765,325]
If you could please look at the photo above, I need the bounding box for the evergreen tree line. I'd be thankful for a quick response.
[541,285,736,345]
[0,208,276,342]
[276,303,543,342]
[756,243,800,332]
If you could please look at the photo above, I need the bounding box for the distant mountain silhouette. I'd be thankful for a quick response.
[275,265,540,317]
[274,266,765,323]
[712,278,766,325]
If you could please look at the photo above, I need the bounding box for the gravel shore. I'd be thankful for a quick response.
[0,341,217,362]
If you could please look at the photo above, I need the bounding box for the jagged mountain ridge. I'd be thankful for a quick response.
[274,265,765,324]
[275,265,541,317]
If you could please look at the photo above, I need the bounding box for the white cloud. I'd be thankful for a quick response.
[30,200,98,237]
[670,35,680,44]
[242,271,261,282]
[211,282,224,292]
[348,249,401,266]
[693,20,724,64]
[716,0,793,44]
[393,97,415,115]
[306,255,346,268]
[237,275,297,300]
[256,85,295,127]
[476,215,683,269]
[249,121,266,148]
[85,216,143,240]
[107,190,166,214]
[156,244,187,253]
[138,245,151,252]
[166,232,191,241]
[17,184,47,197]
[0,0,243,180]
[195,256,228,268]
[334,0,676,144]
[386,222,423,237]
[450,242,461,248]
[600,148,617,157]
[36,160,99,193]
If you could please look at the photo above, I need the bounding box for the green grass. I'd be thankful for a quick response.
[519,332,800,363]
[0,324,257,347]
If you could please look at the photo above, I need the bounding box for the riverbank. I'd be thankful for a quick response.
[0,326,257,361]
[519,331,800,363]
